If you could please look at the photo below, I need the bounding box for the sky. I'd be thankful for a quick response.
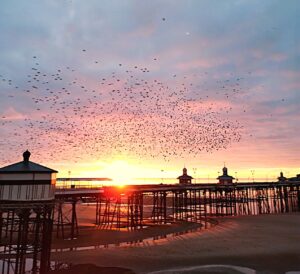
[0,0,299,183]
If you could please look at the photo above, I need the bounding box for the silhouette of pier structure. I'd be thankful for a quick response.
[1,153,300,274]
[54,181,300,238]
[0,151,56,274]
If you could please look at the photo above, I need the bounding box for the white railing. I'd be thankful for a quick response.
[0,184,55,201]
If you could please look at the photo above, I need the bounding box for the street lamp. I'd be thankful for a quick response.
[250,170,255,183]
[192,168,197,184]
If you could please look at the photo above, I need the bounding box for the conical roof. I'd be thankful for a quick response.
[0,151,57,174]
[0,161,58,173]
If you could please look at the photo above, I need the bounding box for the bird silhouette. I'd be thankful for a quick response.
[0,52,254,165]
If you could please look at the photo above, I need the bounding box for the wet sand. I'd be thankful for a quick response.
[52,203,203,249]
[51,212,300,273]
[51,221,202,249]
[48,264,135,274]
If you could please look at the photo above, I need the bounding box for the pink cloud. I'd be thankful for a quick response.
[128,23,156,38]
[271,53,287,62]
[1,107,27,120]
[175,57,225,70]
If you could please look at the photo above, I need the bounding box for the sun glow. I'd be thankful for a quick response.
[106,160,135,186]
[54,156,300,186]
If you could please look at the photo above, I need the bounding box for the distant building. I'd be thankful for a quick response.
[277,171,287,183]
[177,167,193,185]
[217,166,235,185]
[288,173,300,182]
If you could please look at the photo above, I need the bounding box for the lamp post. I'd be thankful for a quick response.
[69,170,75,188]
[192,168,197,184]
[251,170,255,183]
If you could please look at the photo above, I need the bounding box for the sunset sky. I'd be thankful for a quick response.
[0,0,299,183]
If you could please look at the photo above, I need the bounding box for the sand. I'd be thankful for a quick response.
[48,264,135,274]
[50,212,300,274]
[52,203,203,249]
[52,221,202,249]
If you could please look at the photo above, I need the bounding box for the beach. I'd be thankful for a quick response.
[50,212,300,273]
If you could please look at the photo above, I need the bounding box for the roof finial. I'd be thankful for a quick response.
[23,150,31,163]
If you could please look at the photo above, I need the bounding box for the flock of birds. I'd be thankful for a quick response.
[0,50,248,165]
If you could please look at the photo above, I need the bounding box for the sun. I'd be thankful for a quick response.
[106,160,135,186]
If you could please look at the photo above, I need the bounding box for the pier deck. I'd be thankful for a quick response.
[52,181,300,239]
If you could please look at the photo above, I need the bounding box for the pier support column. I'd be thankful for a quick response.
[152,191,167,224]
[297,185,300,211]
[128,192,144,230]
[54,199,78,239]
[0,204,54,274]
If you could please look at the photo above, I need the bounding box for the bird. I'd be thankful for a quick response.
[0,51,248,165]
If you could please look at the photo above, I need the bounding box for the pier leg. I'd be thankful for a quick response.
[54,199,78,239]
[40,205,54,274]
[0,204,54,274]
[0,210,2,243]
[151,191,167,224]
[297,186,300,211]
[70,199,78,239]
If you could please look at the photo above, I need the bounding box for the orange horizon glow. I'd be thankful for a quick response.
[0,2,299,185]
[53,158,299,185]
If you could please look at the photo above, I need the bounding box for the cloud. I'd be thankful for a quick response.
[0,0,299,174]
[1,107,26,120]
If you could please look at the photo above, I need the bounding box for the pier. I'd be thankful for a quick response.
[1,154,300,274]
[53,181,300,237]
[2,178,300,273]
